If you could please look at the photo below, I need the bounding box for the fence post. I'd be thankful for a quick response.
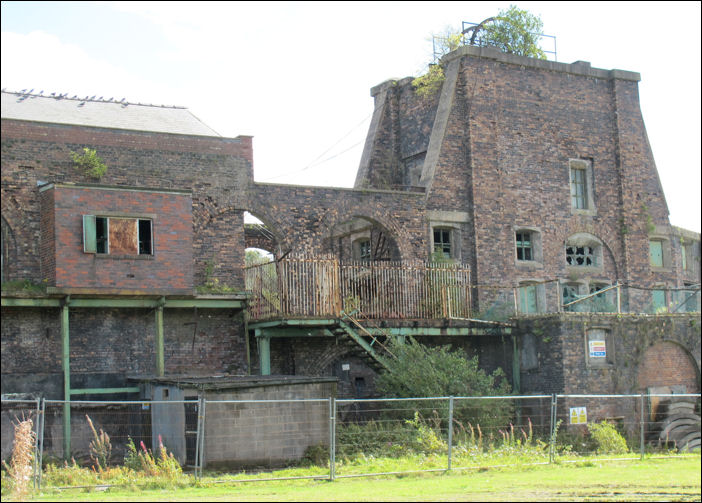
[38,398,46,489]
[640,392,645,460]
[329,397,336,481]
[447,396,454,471]
[194,397,201,480]
[197,396,207,480]
[33,398,40,489]
[549,394,558,463]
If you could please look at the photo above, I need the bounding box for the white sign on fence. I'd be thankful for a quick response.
[570,406,587,424]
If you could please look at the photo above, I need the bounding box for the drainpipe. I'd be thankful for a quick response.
[61,296,70,459]
[156,297,165,377]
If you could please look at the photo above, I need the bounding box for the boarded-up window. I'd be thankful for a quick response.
[649,240,664,268]
[110,218,138,254]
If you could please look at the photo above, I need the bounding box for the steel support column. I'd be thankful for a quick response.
[61,298,71,459]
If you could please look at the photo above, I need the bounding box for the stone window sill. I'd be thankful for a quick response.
[95,254,155,260]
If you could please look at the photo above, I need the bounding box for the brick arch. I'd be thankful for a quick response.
[636,340,701,393]
[304,343,358,376]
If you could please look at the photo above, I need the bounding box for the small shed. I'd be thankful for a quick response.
[133,375,337,469]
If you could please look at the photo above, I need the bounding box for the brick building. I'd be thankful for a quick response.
[2,44,700,433]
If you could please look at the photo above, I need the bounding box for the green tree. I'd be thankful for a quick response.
[376,338,513,430]
[479,5,546,59]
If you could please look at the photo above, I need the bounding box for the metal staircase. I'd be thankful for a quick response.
[335,310,396,371]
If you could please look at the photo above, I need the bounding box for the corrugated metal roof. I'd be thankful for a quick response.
[1,91,220,137]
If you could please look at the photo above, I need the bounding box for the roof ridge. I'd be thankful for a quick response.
[1,89,187,109]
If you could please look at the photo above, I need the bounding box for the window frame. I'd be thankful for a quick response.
[518,281,544,314]
[648,236,671,271]
[432,227,453,260]
[584,327,615,367]
[568,158,596,216]
[83,214,154,257]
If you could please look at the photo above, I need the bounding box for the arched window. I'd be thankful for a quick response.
[565,233,603,270]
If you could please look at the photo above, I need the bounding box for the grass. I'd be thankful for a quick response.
[16,454,701,502]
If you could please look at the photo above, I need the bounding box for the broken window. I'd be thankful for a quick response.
[516,231,533,261]
[358,239,371,261]
[566,245,597,266]
[589,282,615,313]
[433,228,452,259]
[83,215,152,255]
[562,283,580,312]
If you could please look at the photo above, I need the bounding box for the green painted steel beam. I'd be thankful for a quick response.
[257,330,271,376]
[253,328,335,338]
[70,387,140,395]
[364,327,511,336]
[61,301,70,460]
[248,319,338,329]
[69,298,161,308]
[1,298,61,307]
[164,299,245,309]
[512,335,521,394]
[2,297,245,309]
[156,302,164,377]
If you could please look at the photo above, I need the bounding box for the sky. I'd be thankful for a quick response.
[1,1,700,232]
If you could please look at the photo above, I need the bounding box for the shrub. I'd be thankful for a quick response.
[375,338,513,430]
[70,148,107,179]
[588,420,628,454]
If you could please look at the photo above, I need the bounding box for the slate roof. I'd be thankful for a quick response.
[1,91,220,137]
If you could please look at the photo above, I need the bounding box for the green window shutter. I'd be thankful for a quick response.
[649,240,663,267]
[83,215,97,253]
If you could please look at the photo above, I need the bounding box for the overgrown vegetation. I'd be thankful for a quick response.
[375,338,512,430]
[196,259,237,294]
[1,279,48,294]
[71,148,107,179]
[413,6,546,98]
[479,5,547,59]
[86,415,111,471]
[1,416,36,502]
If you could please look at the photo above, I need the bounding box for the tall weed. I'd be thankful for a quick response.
[1,416,35,501]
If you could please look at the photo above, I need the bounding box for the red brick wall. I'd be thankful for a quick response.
[1,119,252,289]
[637,340,700,393]
[45,184,194,292]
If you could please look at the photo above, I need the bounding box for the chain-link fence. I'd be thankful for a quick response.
[2,393,699,488]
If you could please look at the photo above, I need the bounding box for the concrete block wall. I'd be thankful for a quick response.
[201,380,336,468]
